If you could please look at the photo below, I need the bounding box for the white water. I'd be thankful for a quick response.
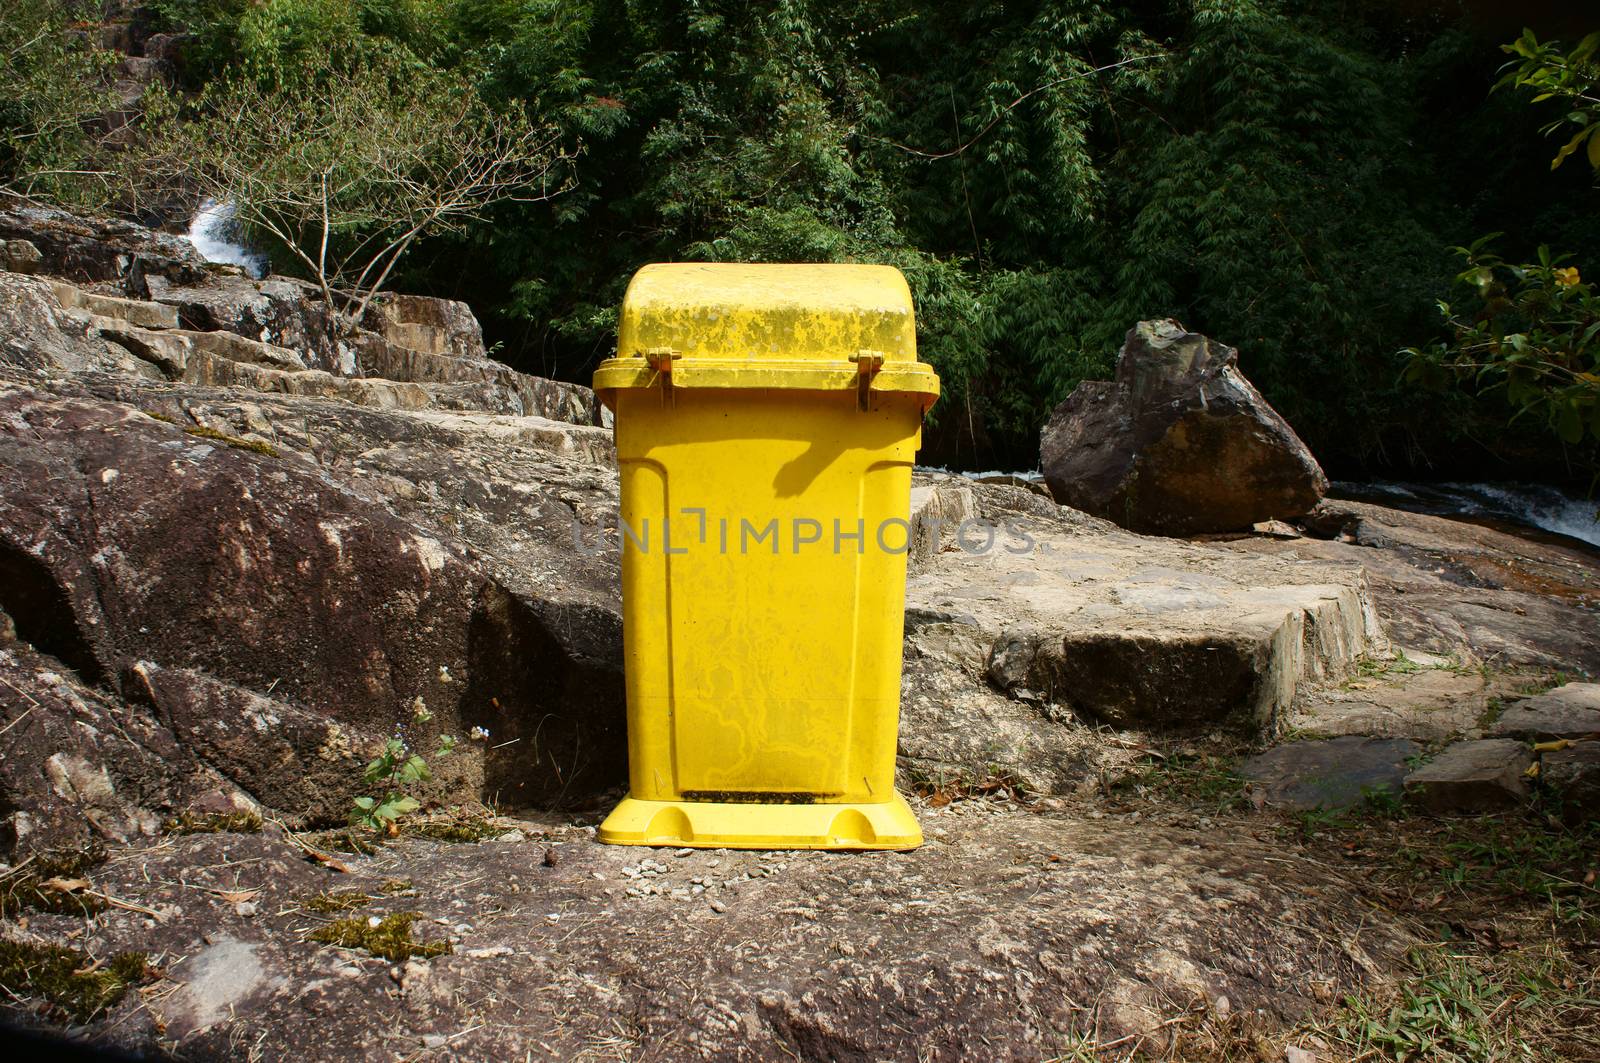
[184,199,268,278]
[1334,481,1600,548]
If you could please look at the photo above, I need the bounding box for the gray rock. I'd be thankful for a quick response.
[145,273,346,372]
[49,815,1414,1060]
[363,292,486,361]
[0,238,43,274]
[1542,742,1600,822]
[1041,319,1327,535]
[142,32,192,64]
[1234,498,1600,677]
[1491,684,1600,741]
[48,279,179,330]
[0,273,160,378]
[0,202,209,287]
[1241,736,1420,810]
[1404,739,1533,813]
[906,476,1384,736]
[162,939,282,1039]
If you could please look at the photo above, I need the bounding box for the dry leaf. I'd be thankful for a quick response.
[39,877,90,893]
[307,850,352,874]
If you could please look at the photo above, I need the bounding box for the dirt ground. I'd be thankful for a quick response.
[2,761,1595,1061]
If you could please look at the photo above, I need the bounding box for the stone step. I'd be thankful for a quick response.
[362,292,484,360]
[905,477,1385,737]
[98,323,307,373]
[1490,683,1600,741]
[350,332,603,425]
[100,331,594,423]
[50,280,177,330]
[1404,738,1533,813]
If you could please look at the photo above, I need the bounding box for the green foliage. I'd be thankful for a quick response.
[97,1,1600,472]
[1499,29,1600,174]
[0,0,119,208]
[1405,239,1600,456]
[1320,945,1597,1063]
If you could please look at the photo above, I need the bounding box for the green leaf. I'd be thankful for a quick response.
[1551,126,1591,170]
[1556,402,1583,443]
[352,796,376,810]
[398,756,431,784]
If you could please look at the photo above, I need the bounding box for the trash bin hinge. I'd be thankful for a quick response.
[849,350,885,411]
[640,347,682,402]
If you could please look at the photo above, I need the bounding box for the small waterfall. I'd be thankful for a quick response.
[185,199,269,278]
[1337,481,1600,548]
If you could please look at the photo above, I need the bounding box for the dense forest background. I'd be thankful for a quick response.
[9,0,1600,477]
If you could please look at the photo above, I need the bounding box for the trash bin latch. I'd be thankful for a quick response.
[849,350,885,411]
[640,347,682,400]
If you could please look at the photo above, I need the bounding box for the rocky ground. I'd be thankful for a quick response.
[0,204,1596,1059]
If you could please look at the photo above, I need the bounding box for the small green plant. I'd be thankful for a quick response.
[1403,236,1600,457]
[350,731,457,834]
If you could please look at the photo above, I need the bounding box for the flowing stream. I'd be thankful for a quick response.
[1332,481,1600,549]
[184,199,268,278]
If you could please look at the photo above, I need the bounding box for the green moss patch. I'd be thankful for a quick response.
[183,424,280,458]
[0,851,107,917]
[307,913,451,962]
[0,941,151,1024]
[300,889,371,914]
[403,813,503,843]
[161,811,264,835]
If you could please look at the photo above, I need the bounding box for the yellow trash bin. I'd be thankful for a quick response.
[592,263,939,850]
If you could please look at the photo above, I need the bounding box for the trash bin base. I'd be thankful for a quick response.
[596,793,922,851]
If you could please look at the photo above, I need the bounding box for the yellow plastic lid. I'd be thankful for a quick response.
[593,263,940,408]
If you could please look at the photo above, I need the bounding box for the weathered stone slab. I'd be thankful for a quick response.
[906,476,1384,736]
[1404,739,1532,813]
[1241,736,1420,810]
[1491,683,1600,741]
[1543,741,1600,822]
[49,279,179,330]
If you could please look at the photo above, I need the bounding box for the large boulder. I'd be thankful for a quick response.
[1041,320,1327,535]
[0,380,626,853]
